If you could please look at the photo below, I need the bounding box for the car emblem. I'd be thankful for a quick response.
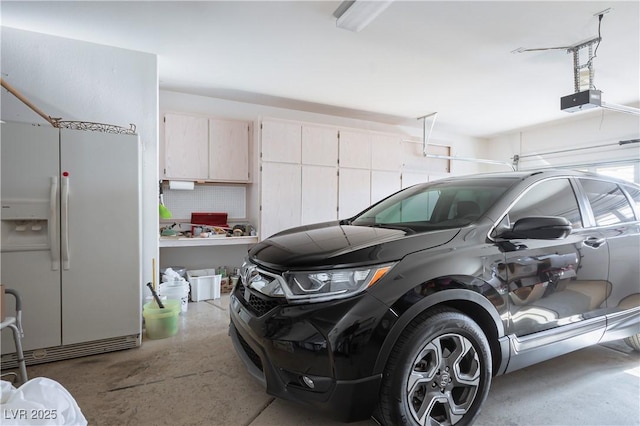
[440,372,450,388]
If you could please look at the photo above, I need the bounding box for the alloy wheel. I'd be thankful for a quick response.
[406,333,480,426]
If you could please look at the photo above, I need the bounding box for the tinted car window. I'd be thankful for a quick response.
[580,179,635,226]
[372,189,440,223]
[352,178,517,232]
[508,178,582,228]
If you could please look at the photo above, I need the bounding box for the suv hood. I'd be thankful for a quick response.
[249,221,459,271]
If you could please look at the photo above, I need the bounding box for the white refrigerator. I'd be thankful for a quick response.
[1,121,142,365]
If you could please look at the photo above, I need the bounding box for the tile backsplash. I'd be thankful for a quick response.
[162,182,247,220]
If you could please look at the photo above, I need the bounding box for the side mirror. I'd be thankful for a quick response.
[497,216,572,240]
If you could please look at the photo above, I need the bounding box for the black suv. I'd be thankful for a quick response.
[229,170,640,425]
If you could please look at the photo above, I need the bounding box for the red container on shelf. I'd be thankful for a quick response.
[191,212,229,234]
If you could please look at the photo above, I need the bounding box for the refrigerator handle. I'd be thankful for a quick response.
[61,175,70,270]
[50,176,60,271]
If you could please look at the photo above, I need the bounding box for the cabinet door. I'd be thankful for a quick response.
[339,130,371,169]
[371,170,401,204]
[371,133,402,171]
[402,171,429,188]
[302,165,338,225]
[339,168,371,219]
[302,125,338,166]
[164,114,209,179]
[261,121,301,163]
[209,118,250,182]
[261,162,301,239]
[401,172,448,189]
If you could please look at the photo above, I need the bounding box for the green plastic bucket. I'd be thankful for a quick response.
[143,299,181,339]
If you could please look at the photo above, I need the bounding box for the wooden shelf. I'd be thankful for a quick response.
[159,236,258,248]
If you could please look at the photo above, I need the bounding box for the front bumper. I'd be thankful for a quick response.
[228,290,388,422]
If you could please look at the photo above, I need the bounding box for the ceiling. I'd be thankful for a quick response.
[2,1,639,138]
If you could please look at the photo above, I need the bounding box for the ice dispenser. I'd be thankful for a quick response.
[1,197,56,267]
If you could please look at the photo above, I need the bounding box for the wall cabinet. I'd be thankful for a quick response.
[402,171,430,188]
[258,120,434,239]
[209,118,250,182]
[260,162,301,240]
[372,170,401,204]
[302,165,338,226]
[337,130,402,214]
[303,125,338,167]
[164,113,209,180]
[338,168,371,218]
[260,121,340,238]
[164,113,250,182]
[301,125,339,225]
[261,163,339,238]
[372,133,402,171]
[261,120,301,164]
[339,130,371,169]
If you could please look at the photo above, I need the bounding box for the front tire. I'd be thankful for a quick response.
[378,308,492,426]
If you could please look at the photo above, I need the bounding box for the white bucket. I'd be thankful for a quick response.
[159,281,190,313]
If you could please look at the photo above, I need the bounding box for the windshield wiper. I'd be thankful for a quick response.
[370,223,416,234]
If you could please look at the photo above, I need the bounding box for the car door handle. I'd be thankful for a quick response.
[584,237,606,248]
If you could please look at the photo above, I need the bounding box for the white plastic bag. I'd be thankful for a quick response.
[162,267,182,282]
[0,378,87,425]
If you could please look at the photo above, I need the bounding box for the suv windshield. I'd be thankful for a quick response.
[351,177,518,233]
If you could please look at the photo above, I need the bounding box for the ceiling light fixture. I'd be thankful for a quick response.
[333,0,394,32]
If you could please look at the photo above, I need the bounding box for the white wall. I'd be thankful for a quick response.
[1,27,158,293]
[487,108,640,171]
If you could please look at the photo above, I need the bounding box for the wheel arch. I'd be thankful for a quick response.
[373,285,508,377]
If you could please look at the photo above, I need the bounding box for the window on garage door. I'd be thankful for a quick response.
[621,184,640,220]
[593,164,638,184]
[579,179,635,226]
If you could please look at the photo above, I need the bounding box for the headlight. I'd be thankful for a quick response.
[282,263,395,302]
[242,260,396,303]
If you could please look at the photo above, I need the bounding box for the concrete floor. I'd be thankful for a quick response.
[7,295,640,426]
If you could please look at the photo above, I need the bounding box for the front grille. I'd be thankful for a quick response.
[236,330,263,372]
[237,281,284,317]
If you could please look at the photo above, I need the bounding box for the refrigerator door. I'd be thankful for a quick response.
[1,122,62,352]
[59,128,141,345]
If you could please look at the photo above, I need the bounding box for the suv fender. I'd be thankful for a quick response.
[373,285,510,376]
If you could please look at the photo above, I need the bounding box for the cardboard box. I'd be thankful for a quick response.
[220,277,233,294]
